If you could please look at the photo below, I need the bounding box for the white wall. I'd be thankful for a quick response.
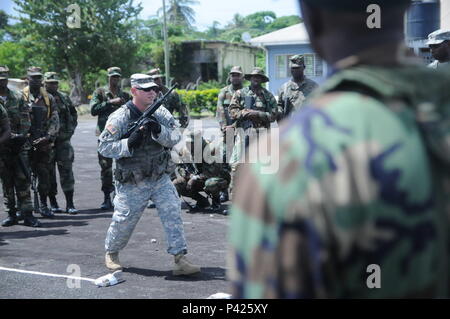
[442,0,450,29]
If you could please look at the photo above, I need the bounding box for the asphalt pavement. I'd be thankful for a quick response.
[0,115,230,299]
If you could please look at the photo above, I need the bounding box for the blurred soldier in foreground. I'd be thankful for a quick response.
[23,66,60,219]
[45,72,78,214]
[228,0,450,298]
[228,67,277,199]
[98,74,200,275]
[147,68,189,128]
[277,54,318,121]
[0,66,41,227]
[427,29,450,69]
[90,67,131,210]
[173,131,230,213]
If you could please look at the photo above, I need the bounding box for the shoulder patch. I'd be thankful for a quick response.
[106,124,118,135]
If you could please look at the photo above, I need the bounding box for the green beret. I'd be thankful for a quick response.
[302,0,411,11]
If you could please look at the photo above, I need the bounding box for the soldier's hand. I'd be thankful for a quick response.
[127,128,144,150]
[108,97,123,105]
[145,118,161,135]
[33,136,50,146]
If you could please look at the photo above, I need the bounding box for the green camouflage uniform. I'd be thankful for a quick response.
[49,90,78,195]
[161,86,189,128]
[217,84,240,130]
[0,102,6,120]
[228,60,450,298]
[0,88,34,214]
[228,81,278,197]
[24,85,60,197]
[277,77,318,120]
[90,86,131,193]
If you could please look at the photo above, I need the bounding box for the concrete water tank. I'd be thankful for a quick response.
[406,0,440,40]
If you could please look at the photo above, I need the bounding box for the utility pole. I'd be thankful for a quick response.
[162,0,170,86]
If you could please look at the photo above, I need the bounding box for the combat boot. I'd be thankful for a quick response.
[64,190,78,215]
[219,191,229,203]
[39,194,54,218]
[100,192,113,210]
[49,195,63,213]
[2,212,19,227]
[173,254,201,276]
[189,194,210,213]
[105,252,123,271]
[22,211,42,228]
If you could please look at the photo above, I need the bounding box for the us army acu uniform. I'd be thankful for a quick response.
[278,55,318,120]
[24,67,60,218]
[90,67,131,209]
[427,29,450,69]
[228,67,277,198]
[147,68,190,128]
[0,66,41,227]
[216,66,243,164]
[99,74,200,275]
[45,72,78,214]
[228,0,450,299]
[173,132,230,211]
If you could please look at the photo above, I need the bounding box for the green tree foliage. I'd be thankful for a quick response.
[158,0,199,31]
[0,41,28,77]
[11,0,142,103]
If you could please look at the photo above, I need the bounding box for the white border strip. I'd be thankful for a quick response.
[0,266,95,282]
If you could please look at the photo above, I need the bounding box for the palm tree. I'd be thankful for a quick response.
[158,0,199,29]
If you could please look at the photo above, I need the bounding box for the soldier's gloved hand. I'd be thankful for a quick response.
[10,133,27,147]
[146,119,161,135]
[33,136,50,147]
[108,97,123,105]
[127,128,144,150]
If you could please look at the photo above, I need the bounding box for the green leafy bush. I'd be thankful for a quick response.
[177,88,220,114]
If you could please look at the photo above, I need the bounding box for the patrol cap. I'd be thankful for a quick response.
[290,55,305,68]
[229,66,243,75]
[107,67,122,77]
[147,68,165,79]
[130,73,159,89]
[427,29,450,46]
[0,65,9,80]
[301,0,411,11]
[244,67,269,83]
[44,72,60,83]
[27,66,43,77]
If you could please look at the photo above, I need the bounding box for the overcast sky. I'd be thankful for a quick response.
[1,0,301,31]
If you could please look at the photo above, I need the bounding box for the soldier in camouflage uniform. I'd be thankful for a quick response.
[277,54,318,121]
[427,29,450,69]
[98,74,200,275]
[23,67,60,219]
[228,67,278,199]
[90,67,131,210]
[45,72,78,215]
[173,131,230,212]
[216,66,244,202]
[228,0,450,298]
[0,66,41,227]
[147,68,190,128]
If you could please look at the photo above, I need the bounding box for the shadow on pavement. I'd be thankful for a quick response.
[124,266,226,282]
[0,229,69,241]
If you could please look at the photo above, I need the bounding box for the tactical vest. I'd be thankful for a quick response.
[114,105,174,184]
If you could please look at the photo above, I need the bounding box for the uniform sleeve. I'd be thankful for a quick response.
[90,89,111,116]
[216,90,226,129]
[17,95,31,135]
[98,110,132,159]
[229,90,245,121]
[152,110,182,149]
[67,94,78,129]
[47,97,60,140]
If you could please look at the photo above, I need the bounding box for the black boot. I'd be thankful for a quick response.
[64,190,78,215]
[219,191,229,203]
[2,212,19,227]
[189,194,210,213]
[49,195,63,213]
[39,194,54,218]
[100,192,113,210]
[23,211,42,228]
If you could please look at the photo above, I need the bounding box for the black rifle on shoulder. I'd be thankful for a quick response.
[242,95,255,148]
[122,84,178,139]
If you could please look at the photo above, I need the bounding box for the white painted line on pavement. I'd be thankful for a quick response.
[0,266,96,282]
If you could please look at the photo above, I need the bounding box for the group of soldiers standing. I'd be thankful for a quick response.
[0,66,78,228]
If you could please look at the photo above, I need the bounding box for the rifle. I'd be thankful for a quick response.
[123,84,178,139]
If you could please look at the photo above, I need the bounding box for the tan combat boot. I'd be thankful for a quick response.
[105,252,123,271]
[173,254,201,276]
